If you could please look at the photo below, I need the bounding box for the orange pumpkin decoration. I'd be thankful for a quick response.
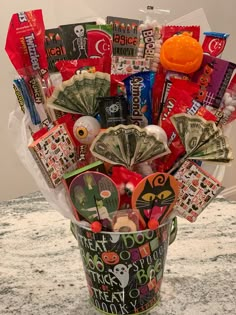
[101,251,120,265]
[160,32,203,74]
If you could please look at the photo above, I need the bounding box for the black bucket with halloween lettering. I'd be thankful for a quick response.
[73,218,176,315]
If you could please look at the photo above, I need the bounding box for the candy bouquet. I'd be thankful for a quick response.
[5,7,236,315]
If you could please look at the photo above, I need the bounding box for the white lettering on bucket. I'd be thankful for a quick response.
[121,230,154,248]
[77,234,108,252]
[88,270,119,286]
[92,288,124,303]
[94,299,129,314]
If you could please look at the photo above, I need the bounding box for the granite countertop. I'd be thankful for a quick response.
[0,192,235,315]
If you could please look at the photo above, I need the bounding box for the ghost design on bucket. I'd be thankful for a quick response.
[109,264,132,288]
[110,234,120,244]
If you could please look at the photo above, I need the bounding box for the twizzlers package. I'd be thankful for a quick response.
[5,9,52,127]
[5,10,49,81]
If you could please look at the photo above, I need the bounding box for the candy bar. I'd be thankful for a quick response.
[123,71,155,125]
[202,32,229,58]
[192,54,236,108]
[107,16,141,57]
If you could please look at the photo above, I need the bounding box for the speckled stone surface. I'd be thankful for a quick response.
[0,192,235,315]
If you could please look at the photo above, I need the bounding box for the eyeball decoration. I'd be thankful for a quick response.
[73,116,101,144]
[144,125,168,143]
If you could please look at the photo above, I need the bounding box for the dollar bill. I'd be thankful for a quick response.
[89,125,123,167]
[134,136,169,164]
[47,72,110,116]
[90,124,171,168]
[170,113,223,154]
[47,74,88,114]
[94,73,110,114]
[111,125,167,167]
[72,74,91,114]
[192,135,227,156]
[47,88,79,113]
[198,120,218,145]
[107,128,128,164]
[190,136,233,161]
[114,127,137,166]
[91,139,126,167]
[64,77,89,113]
[171,114,208,153]
[81,72,97,114]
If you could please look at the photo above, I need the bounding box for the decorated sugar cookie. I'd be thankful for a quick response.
[69,171,119,224]
[132,172,179,227]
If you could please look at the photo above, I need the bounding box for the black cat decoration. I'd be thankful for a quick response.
[132,172,179,227]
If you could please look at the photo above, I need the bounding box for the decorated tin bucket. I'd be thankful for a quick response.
[72,218,177,315]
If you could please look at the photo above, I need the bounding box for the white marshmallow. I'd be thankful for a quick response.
[138,24,146,31]
[151,20,159,27]
[224,92,231,98]
[224,95,233,106]
[138,43,145,49]
[226,105,235,112]
[230,99,236,107]
[223,109,232,117]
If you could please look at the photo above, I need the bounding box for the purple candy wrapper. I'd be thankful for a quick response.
[192,55,236,108]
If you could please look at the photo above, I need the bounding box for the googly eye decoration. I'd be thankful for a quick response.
[73,116,101,144]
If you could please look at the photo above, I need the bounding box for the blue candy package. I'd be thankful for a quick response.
[123,71,155,126]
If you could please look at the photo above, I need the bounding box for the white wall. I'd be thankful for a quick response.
[0,0,236,201]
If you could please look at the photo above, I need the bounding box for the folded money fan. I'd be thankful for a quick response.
[47,71,110,116]
[170,113,233,163]
[90,124,170,169]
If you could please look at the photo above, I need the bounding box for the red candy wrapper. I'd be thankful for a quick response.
[86,24,113,73]
[110,74,129,96]
[162,25,200,42]
[156,72,191,123]
[75,143,95,169]
[55,113,94,168]
[5,9,53,127]
[55,58,105,81]
[55,113,81,146]
[202,32,229,58]
[5,10,49,82]
[32,127,48,141]
[152,70,166,125]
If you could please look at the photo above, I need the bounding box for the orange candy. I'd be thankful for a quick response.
[148,218,159,231]
[91,221,102,233]
[160,32,203,74]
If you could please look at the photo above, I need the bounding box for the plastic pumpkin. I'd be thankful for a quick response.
[160,32,203,74]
